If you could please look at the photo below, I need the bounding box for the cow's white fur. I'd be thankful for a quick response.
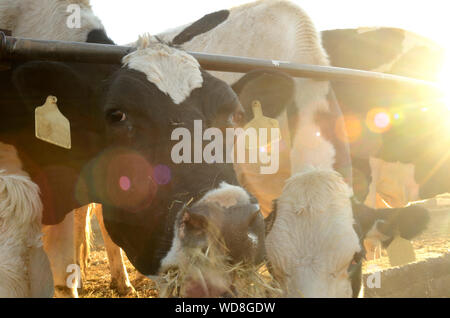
[0,144,52,297]
[0,0,104,41]
[198,182,251,208]
[123,34,204,105]
[265,167,361,297]
[289,112,337,173]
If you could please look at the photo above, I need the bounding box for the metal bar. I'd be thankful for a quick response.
[0,29,11,36]
[0,33,133,64]
[193,52,441,90]
[0,33,442,92]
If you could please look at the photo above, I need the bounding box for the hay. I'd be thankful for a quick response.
[227,262,282,298]
[158,236,282,298]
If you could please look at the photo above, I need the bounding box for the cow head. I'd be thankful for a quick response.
[11,35,266,291]
[265,167,429,298]
[1,0,112,43]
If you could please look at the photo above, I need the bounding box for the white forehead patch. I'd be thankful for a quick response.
[122,34,203,105]
[199,182,251,209]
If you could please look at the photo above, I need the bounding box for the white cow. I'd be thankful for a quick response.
[0,0,101,41]
[0,0,133,298]
[0,142,53,298]
[265,167,429,297]
[265,168,360,297]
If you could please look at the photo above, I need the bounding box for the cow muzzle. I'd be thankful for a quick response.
[159,199,267,298]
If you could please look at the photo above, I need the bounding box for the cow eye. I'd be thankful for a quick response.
[107,109,127,123]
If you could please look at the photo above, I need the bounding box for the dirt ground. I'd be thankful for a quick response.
[363,206,450,273]
[79,205,450,298]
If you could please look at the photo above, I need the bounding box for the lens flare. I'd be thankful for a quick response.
[374,112,391,129]
[119,176,131,191]
[366,108,392,134]
[336,114,362,143]
[154,164,172,185]
[101,149,157,212]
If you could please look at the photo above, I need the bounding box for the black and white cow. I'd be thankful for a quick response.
[2,22,271,296]
[152,0,431,297]
[321,27,449,206]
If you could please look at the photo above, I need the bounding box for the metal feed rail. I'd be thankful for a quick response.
[0,32,443,94]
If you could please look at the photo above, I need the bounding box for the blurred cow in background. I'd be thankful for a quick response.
[322,27,449,208]
[321,27,447,260]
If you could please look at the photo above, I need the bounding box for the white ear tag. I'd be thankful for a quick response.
[386,236,416,267]
[243,100,281,151]
[35,96,71,149]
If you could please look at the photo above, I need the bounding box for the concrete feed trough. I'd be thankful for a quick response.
[363,253,450,298]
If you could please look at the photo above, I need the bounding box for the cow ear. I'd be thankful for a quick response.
[172,10,230,45]
[231,70,295,125]
[12,61,91,117]
[352,202,430,247]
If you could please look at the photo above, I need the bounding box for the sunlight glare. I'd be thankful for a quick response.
[437,48,450,112]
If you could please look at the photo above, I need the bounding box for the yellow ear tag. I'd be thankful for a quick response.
[386,236,416,267]
[35,96,71,149]
[243,101,281,151]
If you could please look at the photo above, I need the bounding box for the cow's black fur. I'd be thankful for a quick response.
[231,70,295,124]
[0,28,116,224]
[322,28,406,72]
[172,10,230,45]
[86,28,115,44]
